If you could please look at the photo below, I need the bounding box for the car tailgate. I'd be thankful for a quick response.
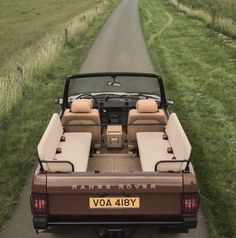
[44,173,184,216]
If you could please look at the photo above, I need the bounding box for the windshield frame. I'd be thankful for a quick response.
[62,72,167,110]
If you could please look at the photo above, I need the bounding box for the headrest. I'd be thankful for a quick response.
[71,99,92,113]
[136,99,158,113]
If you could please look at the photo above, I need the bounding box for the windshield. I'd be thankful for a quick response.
[68,75,161,98]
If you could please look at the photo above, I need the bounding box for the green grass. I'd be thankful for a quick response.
[0,0,99,65]
[0,0,107,119]
[177,0,236,22]
[169,0,236,39]
[0,0,120,229]
[140,0,236,237]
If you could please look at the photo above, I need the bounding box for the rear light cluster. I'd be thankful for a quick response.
[31,193,48,215]
[182,193,199,214]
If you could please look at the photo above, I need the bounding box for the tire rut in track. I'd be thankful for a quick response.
[144,7,173,45]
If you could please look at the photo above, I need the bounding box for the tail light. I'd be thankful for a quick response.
[31,193,48,215]
[182,193,199,214]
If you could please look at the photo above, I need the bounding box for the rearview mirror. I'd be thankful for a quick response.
[107,81,121,87]
[107,76,121,87]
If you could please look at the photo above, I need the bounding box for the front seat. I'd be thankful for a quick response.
[128,99,167,149]
[62,99,101,149]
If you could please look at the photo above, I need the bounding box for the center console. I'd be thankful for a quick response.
[106,125,123,148]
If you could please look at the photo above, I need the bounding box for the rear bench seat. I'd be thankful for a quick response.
[136,113,191,172]
[38,113,92,172]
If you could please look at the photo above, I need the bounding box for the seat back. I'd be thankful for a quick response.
[62,99,101,148]
[38,113,63,161]
[166,113,191,161]
[128,99,167,149]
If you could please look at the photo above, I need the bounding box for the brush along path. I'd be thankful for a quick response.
[174,0,236,22]
[169,0,236,39]
[140,0,236,237]
[0,0,109,117]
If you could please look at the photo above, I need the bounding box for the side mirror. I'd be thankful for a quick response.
[167,100,174,107]
[54,98,63,105]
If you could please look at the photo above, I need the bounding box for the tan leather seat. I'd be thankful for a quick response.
[128,99,167,149]
[136,113,192,172]
[38,113,92,172]
[62,99,101,149]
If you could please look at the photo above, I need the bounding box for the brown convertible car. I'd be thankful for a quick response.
[31,72,199,235]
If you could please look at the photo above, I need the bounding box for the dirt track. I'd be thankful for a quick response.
[0,0,208,237]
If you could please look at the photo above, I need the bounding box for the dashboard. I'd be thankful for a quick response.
[67,94,161,125]
[97,98,136,125]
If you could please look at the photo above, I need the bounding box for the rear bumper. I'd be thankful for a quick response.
[33,214,197,232]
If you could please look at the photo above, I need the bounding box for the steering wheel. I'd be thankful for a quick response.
[75,93,98,107]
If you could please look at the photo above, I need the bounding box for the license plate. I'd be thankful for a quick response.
[89,197,140,209]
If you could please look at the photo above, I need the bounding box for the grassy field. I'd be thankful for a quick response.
[0,0,120,229]
[140,0,236,237]
[0,0,99,65]
[169,0,236,39]
[0,0,108,119]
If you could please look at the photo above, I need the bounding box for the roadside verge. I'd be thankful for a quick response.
[0,0,110,117]
[0,0,120,229]
[139,0,236,237]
